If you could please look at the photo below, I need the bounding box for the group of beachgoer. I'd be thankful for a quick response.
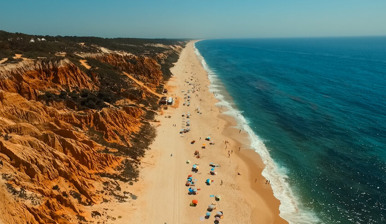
[179,75,225,223]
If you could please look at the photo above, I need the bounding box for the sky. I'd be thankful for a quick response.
[1,0,386,39]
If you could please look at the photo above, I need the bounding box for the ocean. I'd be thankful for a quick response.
[195,37,386,224]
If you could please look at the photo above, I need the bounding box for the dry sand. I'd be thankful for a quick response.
[119,41,287,224]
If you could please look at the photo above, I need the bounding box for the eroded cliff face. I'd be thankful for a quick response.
[0,59,98,101]
[96,54,163,89]
[0,42,181,223]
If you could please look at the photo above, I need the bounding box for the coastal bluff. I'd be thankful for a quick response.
[0,30,185,223]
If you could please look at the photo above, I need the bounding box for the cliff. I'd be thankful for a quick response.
[0,30,185,223]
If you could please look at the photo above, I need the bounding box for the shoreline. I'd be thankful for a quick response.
[195,41,287,223]
[123,40,287,223]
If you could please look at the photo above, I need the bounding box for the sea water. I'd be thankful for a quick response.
[195,37,386,224]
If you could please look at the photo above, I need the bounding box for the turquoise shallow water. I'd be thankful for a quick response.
[195,38,386,224]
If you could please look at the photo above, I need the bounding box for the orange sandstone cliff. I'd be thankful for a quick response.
[0,32,184,223]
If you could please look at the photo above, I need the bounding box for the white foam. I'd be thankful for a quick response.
[194,43,323,224]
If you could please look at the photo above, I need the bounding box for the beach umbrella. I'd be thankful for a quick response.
[211,168,215,171]
[206,212,211,217]
[192,164,197,169]
[215,216,221,221]
[192,199,198,204]
[188,174,192,177]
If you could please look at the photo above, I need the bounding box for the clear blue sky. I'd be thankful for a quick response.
[1,0,385,38]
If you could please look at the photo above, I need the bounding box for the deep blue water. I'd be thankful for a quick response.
[195,37,386,224]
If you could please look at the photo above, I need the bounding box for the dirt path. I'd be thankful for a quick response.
[122,72,162,97]
[0,58,8,64]
[79,59,91,69]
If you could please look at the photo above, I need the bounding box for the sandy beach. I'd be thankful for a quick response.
[122,41,287,224]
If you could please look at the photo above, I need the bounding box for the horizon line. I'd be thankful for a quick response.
[2,29,386,40]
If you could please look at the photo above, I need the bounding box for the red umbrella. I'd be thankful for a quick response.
[192,199,198,204]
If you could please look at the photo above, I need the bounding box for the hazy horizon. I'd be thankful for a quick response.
[1,0,386,39]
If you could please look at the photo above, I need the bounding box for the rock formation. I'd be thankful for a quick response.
[0,31,184,223]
